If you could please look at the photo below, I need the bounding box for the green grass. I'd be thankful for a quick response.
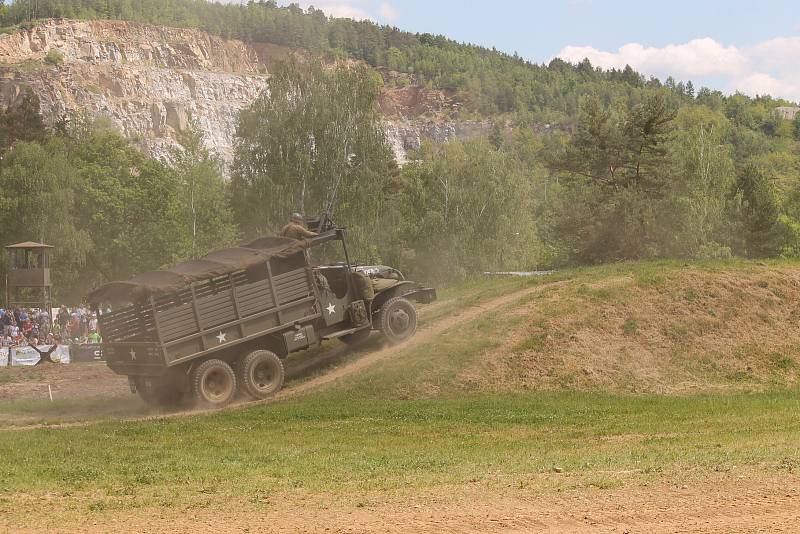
[0,390,798,508]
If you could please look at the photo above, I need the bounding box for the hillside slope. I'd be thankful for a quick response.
[314,261,800,400]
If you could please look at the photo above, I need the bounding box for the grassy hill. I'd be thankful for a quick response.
[337,260,800,398]
[2,261,800,530]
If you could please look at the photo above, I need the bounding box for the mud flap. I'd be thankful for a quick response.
[404,288,437,304]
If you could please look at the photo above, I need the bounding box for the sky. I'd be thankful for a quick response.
[218,0,800,102]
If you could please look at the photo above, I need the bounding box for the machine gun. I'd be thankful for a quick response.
[313,172,345,233]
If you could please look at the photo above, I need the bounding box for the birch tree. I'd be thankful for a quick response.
[231,58,395,259]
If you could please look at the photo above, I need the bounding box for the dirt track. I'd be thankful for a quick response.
[0,362,129,401]
[276,282,559,400]
[10,472,798,533]
[186,475,800,533]
[221,474,800,533]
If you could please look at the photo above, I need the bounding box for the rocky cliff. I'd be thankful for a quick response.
[0,19,490,169]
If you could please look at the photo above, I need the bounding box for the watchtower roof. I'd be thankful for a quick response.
[5,242,54,249]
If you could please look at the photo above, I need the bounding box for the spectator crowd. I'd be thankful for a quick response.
[0,305,101,348]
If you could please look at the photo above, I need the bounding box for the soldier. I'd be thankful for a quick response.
[281,212,318,241]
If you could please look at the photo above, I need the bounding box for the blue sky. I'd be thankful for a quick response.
[238,0,800,101]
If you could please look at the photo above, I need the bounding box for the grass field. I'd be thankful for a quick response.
[2,260,800,530]
[2,390,800,495]
[0,389,799,528]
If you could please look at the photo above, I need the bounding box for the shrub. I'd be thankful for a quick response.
[44,49,64,66]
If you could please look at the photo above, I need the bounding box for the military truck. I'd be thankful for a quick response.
[88,227,435,408]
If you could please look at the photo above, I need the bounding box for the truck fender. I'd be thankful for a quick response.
[371,281,419,313]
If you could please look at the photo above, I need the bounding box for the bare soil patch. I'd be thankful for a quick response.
[0,363,129,402]
[5,472,798,533]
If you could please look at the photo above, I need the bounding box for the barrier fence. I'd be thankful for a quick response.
[2,344,104,366]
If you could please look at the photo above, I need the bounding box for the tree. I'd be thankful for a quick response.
[732,164,781,258]
[171,127,237,258]
[685,80,695,98]
[231,59,395,258]
[73,132,190,292]
[394,139,538,282]
[0,88,47,152]
[794,113,800,141]
[0,138,92,300]
[667,106,735,258]
[545,91,678,262]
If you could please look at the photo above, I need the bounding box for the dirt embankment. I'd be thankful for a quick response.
[472,266,800,394]
[6,264,800,416]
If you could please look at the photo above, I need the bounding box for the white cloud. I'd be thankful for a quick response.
[378,2,398,23]
[751,36,800,70]
[735,73,796,97]
[559,38,747,78]
[556,36,800,102]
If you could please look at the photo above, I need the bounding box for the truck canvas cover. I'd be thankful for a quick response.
[88,237,306,305]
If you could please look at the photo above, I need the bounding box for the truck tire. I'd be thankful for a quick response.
[191,359,237,408]
[135,378,183,408]
[237,350,284,400]
[377,296,417,344]
[340,328,371,346]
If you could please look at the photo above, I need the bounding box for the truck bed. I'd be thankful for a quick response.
[101,257,321,374]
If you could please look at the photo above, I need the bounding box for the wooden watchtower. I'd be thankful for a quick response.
[4,242,54,313]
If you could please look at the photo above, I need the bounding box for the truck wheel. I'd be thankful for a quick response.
[135,378,183,408]
[340,328,371,346]
[191,359,237,408]
[237,350,284,400]
[378,297,417,344]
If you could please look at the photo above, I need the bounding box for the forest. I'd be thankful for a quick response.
[4,0,797,119]
[0,0,798,303]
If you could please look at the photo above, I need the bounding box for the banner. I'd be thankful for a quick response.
[2,345,71,366]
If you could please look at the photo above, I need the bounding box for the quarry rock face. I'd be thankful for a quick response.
[0,20,267,168]
[385,119,494,164]
[0,19,480,170]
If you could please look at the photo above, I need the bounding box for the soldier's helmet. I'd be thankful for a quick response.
[290,212,304,223]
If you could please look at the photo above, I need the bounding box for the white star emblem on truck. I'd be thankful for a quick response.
[326,303,336,315]
[129,349,137,361]
[216,332,227,344]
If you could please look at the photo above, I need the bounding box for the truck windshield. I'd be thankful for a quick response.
[308,239,349,268]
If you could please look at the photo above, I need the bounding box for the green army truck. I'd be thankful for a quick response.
[88,228,435,408]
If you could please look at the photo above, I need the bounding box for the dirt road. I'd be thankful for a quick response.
[0,362,129,401]
[7,472,798,533]
[276,282,558,400]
